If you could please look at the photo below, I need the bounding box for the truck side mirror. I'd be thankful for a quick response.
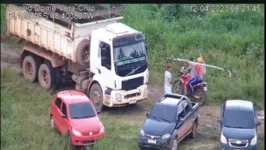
[99,42,105,48]
[256,121,261,126]
[101,47,108,57]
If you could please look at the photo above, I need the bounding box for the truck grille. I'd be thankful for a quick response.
[229,139,248,148]
[121,77,144,91]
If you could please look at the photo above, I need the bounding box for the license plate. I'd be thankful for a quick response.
[129,101,136,104]
[147,139,156,144]
[203,87,207,91]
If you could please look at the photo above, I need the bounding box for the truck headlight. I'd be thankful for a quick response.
[220,133,227,144]
[115,93,122,102]
[162,134,171,139]
[140,129,145,136]
[72,129,82,136]
[250,135,257,145]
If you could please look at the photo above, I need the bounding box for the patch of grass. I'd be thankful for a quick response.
[1,68,265,149]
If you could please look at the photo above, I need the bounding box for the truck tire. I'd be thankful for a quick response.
[22,55,40,82]
[38,63,57,90]
[76,39,90,67]
[89,83,103,113]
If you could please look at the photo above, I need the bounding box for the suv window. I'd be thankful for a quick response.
[61,103,67,117]
[55,98,62,109]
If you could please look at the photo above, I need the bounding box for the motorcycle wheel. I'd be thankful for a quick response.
[194,87,206,106]
[172,80,184,94]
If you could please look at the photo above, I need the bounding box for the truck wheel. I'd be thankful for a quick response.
[76,39,90,67]
[172,80,183,94]
[38,63,56,89]
[22,55,40,82]
[89,83,103,113]
[169,138,178,150]
[189,121,198,138]
[194,87,206,106]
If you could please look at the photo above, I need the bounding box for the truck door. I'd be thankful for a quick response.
[99,42,114,88]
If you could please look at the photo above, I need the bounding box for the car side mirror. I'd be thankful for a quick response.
[97,111,101,115]
[145,112,150,117]
[256,121,261,126]
[217,118,222,124]
[62,114,66,118]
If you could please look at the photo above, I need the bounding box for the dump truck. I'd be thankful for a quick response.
[6,4,149,112]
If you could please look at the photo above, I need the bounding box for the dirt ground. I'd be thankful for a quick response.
[1,41,265,149]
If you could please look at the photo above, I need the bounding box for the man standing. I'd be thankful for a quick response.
[164,64,173,94]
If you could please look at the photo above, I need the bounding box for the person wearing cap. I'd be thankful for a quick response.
[164,64,173,94]
[185,57,205,99]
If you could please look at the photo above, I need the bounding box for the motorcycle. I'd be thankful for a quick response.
[172,63,207,106]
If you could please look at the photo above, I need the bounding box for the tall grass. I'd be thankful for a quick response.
[121,4,265,108]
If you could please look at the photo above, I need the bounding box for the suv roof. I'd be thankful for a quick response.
[225,100,254,111]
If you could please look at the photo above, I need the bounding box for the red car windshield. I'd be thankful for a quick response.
[69,102,96,119]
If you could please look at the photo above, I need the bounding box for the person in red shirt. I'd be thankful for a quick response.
[185,57,205,98]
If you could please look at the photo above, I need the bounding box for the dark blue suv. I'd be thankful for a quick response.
[217,100,261,150]
[138,94,199,150]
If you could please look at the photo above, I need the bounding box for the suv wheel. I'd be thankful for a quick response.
[169,138,178,150]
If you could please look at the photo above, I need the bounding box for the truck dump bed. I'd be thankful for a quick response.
[6,4,124,63]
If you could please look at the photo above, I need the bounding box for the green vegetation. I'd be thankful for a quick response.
[121,4,265,107]
[2,68,264,150]
[1,4,265,150]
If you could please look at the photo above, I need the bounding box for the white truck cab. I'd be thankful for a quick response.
[90,22,149,108]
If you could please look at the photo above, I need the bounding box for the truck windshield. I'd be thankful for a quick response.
[223,109,255,129]
[150,104,177,123]
[113,41,146,65]
[69,102,96,119]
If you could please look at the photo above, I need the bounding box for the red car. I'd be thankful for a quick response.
[50,90,105,148]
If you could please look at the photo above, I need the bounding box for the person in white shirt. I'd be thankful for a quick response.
[164,64,173,94]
